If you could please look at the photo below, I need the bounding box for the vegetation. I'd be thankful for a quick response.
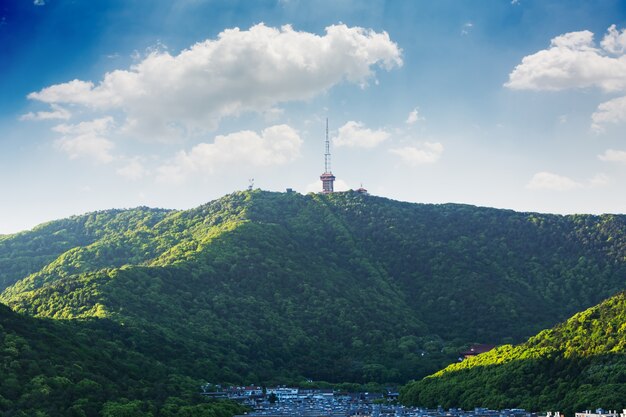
[400,292,626,414]
[0,302,246,416]
[1,190,626,413]
[0,208,172,291]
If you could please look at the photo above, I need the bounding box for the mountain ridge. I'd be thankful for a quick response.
[1,190,626,408]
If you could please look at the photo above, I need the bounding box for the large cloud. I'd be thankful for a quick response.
[505,27,626,92]
[27,23,402,142]
[505,25,626,131]
[334,121,390,148]
[157,124,302,183]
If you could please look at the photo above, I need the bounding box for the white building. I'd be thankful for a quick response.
[266,387,299,401]
[574,409,626,417]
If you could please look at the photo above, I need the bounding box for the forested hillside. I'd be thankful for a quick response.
[399,292,626,414]
[0,207,172,291]
[1,190,626,412]
[0,303,245,416]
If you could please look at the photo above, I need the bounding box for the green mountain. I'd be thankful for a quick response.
[2,190,626,413]
[399,292,626,414]
[0,207,172,292]
[0,302,245,417]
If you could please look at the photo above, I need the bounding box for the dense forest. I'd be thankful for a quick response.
[399,292,626,414]
[0,302,246,416]
[1,190,626,414]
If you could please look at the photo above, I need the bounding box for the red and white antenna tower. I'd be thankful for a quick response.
[320,118,335,193]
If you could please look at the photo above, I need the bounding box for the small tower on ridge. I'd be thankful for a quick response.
[320,118,335,193]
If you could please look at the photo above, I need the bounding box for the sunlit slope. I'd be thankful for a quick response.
[2,191,430,382]
[0,207,172,291]
[400,292,626,413]
[2,190,626,384]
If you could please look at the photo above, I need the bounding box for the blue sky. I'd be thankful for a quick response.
[2,0,626,233]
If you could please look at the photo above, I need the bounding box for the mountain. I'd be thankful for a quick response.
[399,292,626,414]
[0,301,245,417]
[0,207,172,291]
[1,190,626,404]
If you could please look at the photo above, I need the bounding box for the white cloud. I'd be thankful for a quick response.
[334,121,390,148]
[526,171,609,191]
[389,142,443,165]
[55,136,115,164]
[157,124,302,183]
[33,0,45,5]
[53,117,115,163]
[505,28,626,92]
[591,95,626,132]
[405,108,423,124]
[30,79,104,105]
[506,25,626,132]
[526,172,581,191]
[598,149,626,162]
[20,104,71,121]
[117,158,148,180]
[601,24,626,55]
[27,23,402,142]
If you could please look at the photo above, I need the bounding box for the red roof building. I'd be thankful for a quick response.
[459,344,496,360]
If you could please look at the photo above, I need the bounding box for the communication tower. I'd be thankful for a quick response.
[320,118,335,193]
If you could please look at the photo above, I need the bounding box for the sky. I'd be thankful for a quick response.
[2,0,626,234]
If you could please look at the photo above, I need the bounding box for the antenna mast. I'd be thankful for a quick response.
[319,118,336,193]
[324,118,331,173]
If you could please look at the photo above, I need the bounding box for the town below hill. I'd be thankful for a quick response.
[208,385,625,417]
[222,384,534,417]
